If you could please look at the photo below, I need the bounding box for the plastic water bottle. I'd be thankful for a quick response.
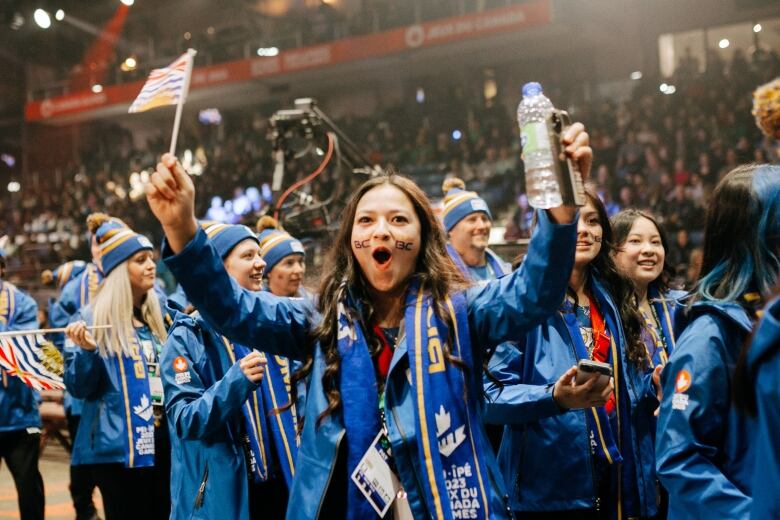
[517,82,562,209]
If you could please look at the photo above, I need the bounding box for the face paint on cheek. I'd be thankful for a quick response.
[395,240,414,251]
[353,239,371,249]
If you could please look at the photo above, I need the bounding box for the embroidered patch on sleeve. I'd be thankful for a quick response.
[173,356,188,373]
[173,356,191,384]
[672,369,691,410]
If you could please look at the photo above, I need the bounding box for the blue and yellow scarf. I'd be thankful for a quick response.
[338,280,493,519]
[223,338,300,488]
[112,332,157,468]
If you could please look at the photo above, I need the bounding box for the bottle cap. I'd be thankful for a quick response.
[522,82,543,97]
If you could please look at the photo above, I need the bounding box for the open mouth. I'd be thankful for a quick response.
[372,247,393,269]
[638,260,657,267]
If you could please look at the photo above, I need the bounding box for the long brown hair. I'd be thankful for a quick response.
[293,173,470,426]
[581,190,647,370]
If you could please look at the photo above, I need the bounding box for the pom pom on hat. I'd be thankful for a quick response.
[753,78,780,139]
[256,215,280,233]
[442,177,466,194]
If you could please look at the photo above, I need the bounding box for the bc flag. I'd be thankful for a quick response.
[0,333,65,390]
[128,51,195,113]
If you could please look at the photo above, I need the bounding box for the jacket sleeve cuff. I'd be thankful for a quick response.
[162,227,209,267]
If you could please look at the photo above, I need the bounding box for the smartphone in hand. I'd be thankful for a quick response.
[575,359,612,386]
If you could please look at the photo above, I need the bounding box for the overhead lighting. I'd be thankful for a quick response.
[416,87,425,103]
[659,83,668,92]
[120,0,134,6]
[33,9,51,29]
[719,38,730,49]
[660,83,676,95]
[630,71,643,80]
[753,24,762,33]
[256,46,279,57]
[121,56,137,71]
[55,9,64,21]
[452,129,462,141]
[7,181,20,193]
[91,84,103,93]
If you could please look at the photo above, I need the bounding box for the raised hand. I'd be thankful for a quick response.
[145,153,198,253]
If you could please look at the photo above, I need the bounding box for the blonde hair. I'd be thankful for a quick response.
[91,262,167,357]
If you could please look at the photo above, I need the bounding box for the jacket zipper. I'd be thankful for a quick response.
[193,463,209,509]
[559,315,601,511]
[314,430,345,519]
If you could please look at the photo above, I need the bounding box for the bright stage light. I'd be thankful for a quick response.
[121,56,137,71]
[753,24,762,33]
[257,47,279,57]
[7,182,20,193]
[120,0,134,6]
[630,71,643,80]
[91,84,103,93]
[719,39,730,49]
[55,9,65,21]
[34,9,51,29]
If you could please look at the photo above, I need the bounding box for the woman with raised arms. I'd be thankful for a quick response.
[145,124,591,519]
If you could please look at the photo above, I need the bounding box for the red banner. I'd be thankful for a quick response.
[25,1,551,122]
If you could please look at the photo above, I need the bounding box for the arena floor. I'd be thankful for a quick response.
[0,442,103,519]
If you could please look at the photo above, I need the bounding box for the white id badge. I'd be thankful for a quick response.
[149,375,164,406]
[140,340,155,364]
[350,430,402,517]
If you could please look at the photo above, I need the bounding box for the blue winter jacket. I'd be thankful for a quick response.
[746,297,780,519]
[0,281,41,432]
[64,307,166,466]
[162,311,258,520]
[49,263,102,416]
[163,210,577,519]
[656,301,756,520]
[484,275,661,516]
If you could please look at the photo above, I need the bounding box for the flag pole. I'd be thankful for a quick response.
[169,48,198,156]
[0,324,112,338]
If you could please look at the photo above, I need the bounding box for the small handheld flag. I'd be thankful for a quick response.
[0,325,112,391]
[0,334,65,391]
[128,48,197,155]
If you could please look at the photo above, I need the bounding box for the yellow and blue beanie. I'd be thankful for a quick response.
[441,177,492,232]
[200,221,258,259]
[256,216,305,273]
[93,219,153,276]
[41,260,87,289]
